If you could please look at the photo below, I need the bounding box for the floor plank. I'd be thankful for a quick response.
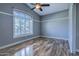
[0,37,70,56]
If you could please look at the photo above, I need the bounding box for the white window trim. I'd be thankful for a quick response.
[13,9,33,38]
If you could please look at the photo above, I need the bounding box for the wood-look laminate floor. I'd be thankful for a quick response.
[0,37,70,56]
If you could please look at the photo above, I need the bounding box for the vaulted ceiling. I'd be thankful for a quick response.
[26,3,70,16]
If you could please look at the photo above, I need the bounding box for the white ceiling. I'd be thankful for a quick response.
[27,3,70,16]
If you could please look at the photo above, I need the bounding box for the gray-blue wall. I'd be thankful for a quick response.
[0,3,40,47]
[76,4,79,49]
[40,10,69,40]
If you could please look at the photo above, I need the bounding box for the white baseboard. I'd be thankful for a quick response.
[0,35,69,50]
[0,36,40,49]
[40,35,68,41]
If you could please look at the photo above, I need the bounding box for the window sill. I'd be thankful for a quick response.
[13,33,33,39]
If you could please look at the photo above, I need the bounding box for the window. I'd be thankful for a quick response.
[13,9,33,38]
